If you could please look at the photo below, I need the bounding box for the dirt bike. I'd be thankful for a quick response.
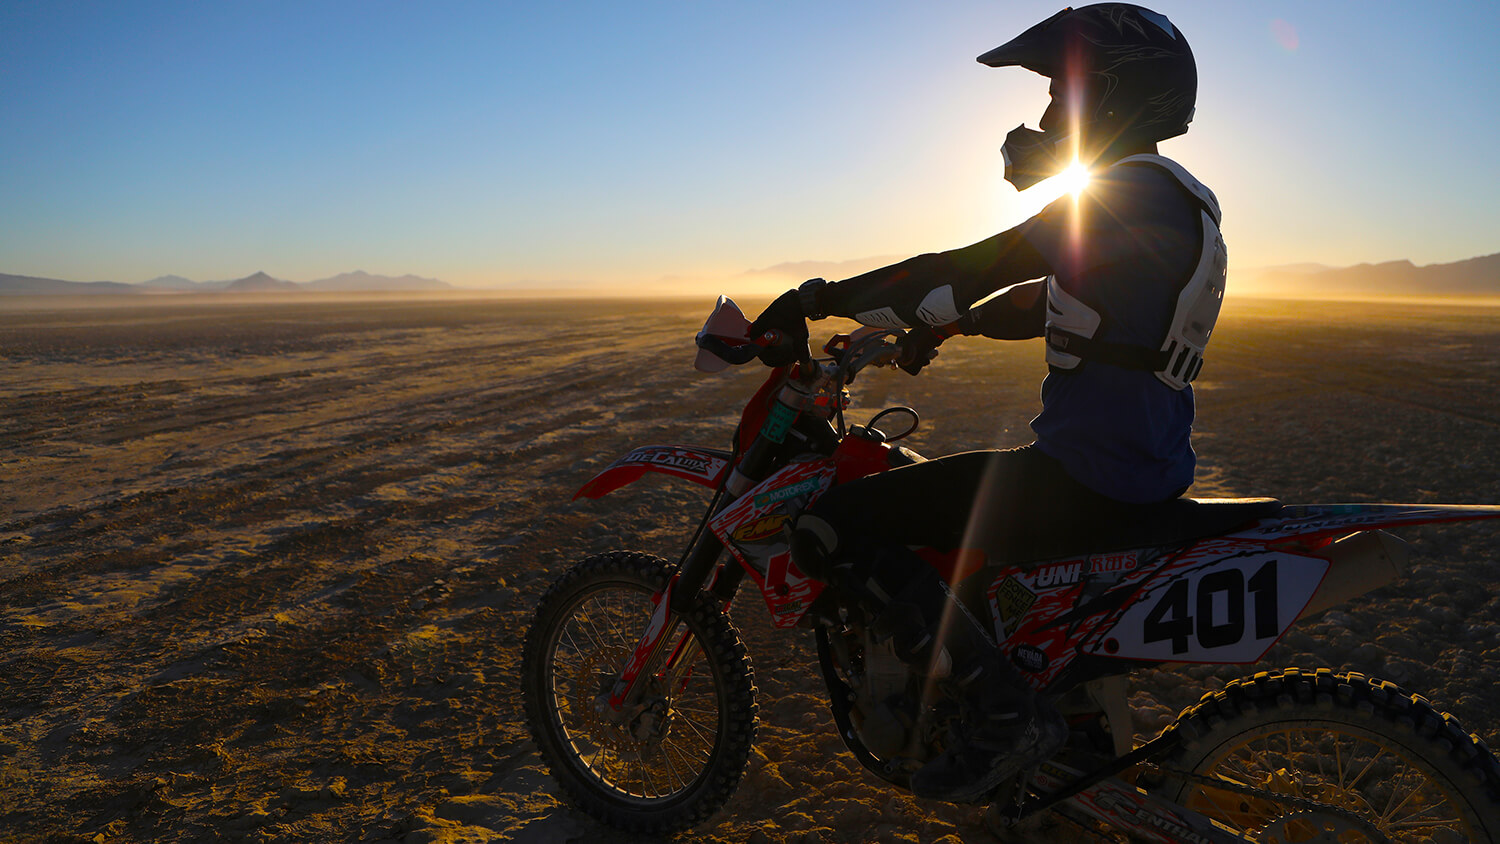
[521,296,1500,842]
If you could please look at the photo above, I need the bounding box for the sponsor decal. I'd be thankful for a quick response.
[773,597,806,616]
[732,514,790,544]
[1254,505,1428,536]
[762,402,798,444]
[1091,790,1214,843]
[1032,561,1084,588]
[1088,551,1139,575]
[990,575,1038,638]
[763,551,821,628]
[621,447,718,477]
[753,477,823,508]
[1011,644,1049,673]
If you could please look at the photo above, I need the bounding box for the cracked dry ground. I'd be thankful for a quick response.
[2,296,1499,843]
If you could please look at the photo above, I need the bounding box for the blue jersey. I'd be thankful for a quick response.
[817,155,1216,504]
[1022,160,1207,503]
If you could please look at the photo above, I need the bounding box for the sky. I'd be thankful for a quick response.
[3,1,1497,291]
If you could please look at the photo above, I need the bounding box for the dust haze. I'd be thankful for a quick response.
[3,295,1500,843]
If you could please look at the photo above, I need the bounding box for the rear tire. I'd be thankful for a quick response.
[1161,668,1500,843]
[520,551,758,833]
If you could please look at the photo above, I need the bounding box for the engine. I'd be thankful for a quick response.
[822,624,957,774]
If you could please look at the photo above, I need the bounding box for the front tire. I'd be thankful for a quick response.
[1161,668,1500,843]
[520,551,758,833]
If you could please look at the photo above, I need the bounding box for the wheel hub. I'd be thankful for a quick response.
[569,644,672,753]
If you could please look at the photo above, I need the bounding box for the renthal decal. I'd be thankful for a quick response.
[1031,561,1084,589]
[621,447,718,477]
[989,576,1037,638]
[1088,550,1140,574]
[753,477,823,508]
[732,514,791,544]
[1090,789,1215,844]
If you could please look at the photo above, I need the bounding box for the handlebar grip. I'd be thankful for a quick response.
[698,328,807,368]
[696,334,761,365]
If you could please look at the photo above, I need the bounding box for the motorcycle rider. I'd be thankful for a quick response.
[750,4,1222,802]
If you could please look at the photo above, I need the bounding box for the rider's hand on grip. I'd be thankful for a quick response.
[749,289,810,367]
[897,325,946,375]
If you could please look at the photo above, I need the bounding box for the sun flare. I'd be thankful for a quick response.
[1059,160,1091,196]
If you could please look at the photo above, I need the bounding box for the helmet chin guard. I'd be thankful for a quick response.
[1001,124,1070,191]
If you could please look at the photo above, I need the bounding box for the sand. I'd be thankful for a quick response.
[3,294,1499,843]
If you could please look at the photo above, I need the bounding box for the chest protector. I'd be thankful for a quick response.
[1043,154,1226,391]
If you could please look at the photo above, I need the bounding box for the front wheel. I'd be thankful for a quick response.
[1160,668,1500,843]
[520,551,758,833]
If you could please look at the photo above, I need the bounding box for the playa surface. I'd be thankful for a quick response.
[3,294,1500,843]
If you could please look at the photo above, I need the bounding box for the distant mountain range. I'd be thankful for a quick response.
[1234,252,1500,299]
[740,253,1500,300]
[4,252,1498,299]
[0,270,452,296]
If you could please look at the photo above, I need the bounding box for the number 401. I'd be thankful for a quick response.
[1142,560,1279,655]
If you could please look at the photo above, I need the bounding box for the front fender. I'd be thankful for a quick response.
[574,445,733,500]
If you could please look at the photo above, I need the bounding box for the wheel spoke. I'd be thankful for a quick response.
[528,561,753,812]
[1179,720,1482,841]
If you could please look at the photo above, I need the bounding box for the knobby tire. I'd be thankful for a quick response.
[1161,667,1500,842]
[520,551,759,833]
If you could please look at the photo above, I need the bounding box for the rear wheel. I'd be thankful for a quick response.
[520,551,758,833]
[1160,668,1500,843]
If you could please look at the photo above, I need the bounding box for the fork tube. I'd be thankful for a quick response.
[671,394,801,613]
[613,391,807,708]
[670,528,728,614]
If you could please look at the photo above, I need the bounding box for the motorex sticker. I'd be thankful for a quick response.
[754,477,823,508]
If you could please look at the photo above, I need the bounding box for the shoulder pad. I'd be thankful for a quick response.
[1113,154,1220,225]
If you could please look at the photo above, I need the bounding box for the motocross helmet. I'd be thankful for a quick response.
[978,4,1196,190]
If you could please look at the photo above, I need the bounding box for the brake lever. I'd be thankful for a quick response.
[840,330,905,380]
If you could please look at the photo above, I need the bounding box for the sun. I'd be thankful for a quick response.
[1058,160,1091,196]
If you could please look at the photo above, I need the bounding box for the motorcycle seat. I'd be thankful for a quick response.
[1004,497,1283,567]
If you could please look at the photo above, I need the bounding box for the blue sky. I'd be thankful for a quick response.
[3,1,1497,290]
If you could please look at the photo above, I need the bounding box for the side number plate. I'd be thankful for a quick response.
[1091,553,1327,663]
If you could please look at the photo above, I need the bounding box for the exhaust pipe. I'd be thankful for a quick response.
[1298,530,1412,619]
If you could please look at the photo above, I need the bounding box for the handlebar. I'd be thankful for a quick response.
[694,328,796,365]
[697,324,905,377]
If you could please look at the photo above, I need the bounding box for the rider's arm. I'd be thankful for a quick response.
[814,225,1052,329]
[959,279,1047,339]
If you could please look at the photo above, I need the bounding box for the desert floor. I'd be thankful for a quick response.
[3,294,1499,843]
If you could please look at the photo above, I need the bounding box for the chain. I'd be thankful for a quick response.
[992,760,1395,842]
[1139,762,1394,842]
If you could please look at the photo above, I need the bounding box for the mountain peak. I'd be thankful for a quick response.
[227,271,298,292]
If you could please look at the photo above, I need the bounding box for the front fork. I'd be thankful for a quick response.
[603,384,811,718]
[603,532,744,712]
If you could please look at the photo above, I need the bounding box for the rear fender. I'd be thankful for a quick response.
[574,445,733,500]
[1231,503,1500,543]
